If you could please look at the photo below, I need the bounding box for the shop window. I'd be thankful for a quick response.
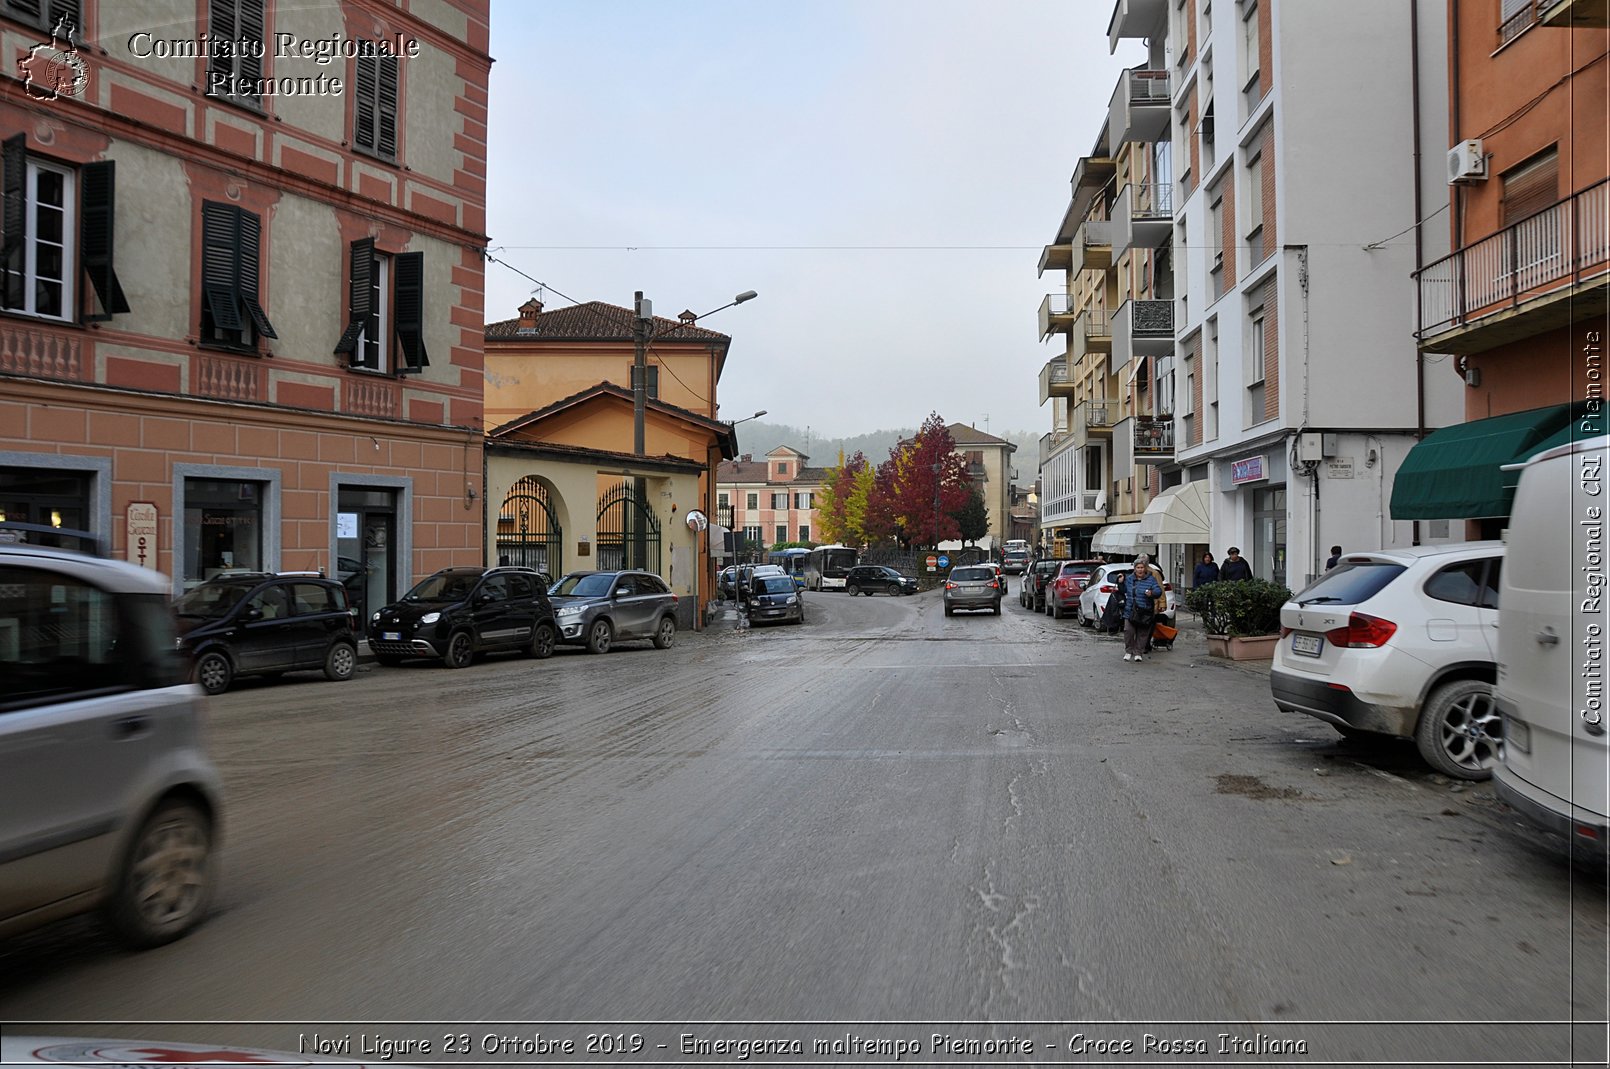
[183,478,264,587]
[200,201,276,351]
[335,241,427,374]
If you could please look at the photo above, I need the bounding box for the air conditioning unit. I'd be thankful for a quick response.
[1447,139,1487,184]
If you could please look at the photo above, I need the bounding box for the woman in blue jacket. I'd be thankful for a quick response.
[1123,555,1166,662]
[1192,551,1220,589]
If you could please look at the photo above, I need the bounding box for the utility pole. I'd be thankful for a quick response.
[632,290,650,456]
[932,461,942,552]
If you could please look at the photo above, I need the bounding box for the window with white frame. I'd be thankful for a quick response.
[1241,1,1260,97]
[1245,152,1264,264]
[1245,304,1266,427]
[796,491,812,509]
[746,492,758,511]
[774,524,786,544]
[717,492,729,508]
[798,525,810,542]
[1206,318,1220,440]
[2,154,72,319]
[771,491,788,510]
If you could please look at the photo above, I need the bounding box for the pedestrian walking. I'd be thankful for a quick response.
[1122,555,1166,662]
[1192,551,1220,589]
[1219,547,1253,582]
[1326,545,1343,571]
[1097,567,1127,633]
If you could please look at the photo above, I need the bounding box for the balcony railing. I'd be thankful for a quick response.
[1125,68,1172,106]
[1039,429,1071,468]
[1133,415,1175,461]
[1109,68,1173,144]
[1076,219,1113,271]
[1417,179,1609,345]
[1038,292,1079,338]
[1038,357,1076,404]
[1072,399,1114,449]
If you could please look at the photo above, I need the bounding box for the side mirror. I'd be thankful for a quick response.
[242,606,264,622]
[475,591,495,606]
[615,588,631,598]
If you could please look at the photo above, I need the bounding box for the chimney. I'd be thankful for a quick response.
[678,309,697,324]
[517,298,543,327]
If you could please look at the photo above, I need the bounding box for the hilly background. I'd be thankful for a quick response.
[731,421,1039,483]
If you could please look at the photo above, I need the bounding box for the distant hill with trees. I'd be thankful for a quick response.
[734,421,1039,484]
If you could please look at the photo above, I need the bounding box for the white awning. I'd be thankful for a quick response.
[1090,521,1143,554]
[1136,480,1211,545]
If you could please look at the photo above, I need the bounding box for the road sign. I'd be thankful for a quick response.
[937,554,950,569]
[925,554,938,572]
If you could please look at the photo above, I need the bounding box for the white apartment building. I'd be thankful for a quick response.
[1120,0,1462,588]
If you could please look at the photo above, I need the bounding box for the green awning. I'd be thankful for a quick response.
[1390,403,1576,520]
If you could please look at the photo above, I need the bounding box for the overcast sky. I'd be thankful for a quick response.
[485,1,1143,439]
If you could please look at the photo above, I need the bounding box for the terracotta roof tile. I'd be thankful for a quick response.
[486,301,731,342]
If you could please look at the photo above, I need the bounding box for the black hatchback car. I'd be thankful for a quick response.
[845,564,918,596]
[174,572,358,695]
[369,566,557,668]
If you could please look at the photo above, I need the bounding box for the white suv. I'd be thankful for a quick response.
[0,537,222,946]
[1077,563,1180,629]
[1270,542,1504,780]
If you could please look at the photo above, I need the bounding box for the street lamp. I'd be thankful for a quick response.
[634,290,758,457]
[728,409,767,426]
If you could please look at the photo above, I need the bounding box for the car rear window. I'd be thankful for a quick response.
[1291,561,1408,606]
[951,567,990,581]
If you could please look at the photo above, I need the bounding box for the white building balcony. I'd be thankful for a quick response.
[1111,182,1174,260]
[1038,292,1079,340]
[1111,298,1176,373]
[1108,68,1172,146]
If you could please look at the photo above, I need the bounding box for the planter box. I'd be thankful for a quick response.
[1206,633,1280,660]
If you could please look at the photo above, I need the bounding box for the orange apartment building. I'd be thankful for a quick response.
[0,0,492,617]
[1398,0,1608,535]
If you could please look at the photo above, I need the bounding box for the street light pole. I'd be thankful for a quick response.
[932,462,942,552]
[632,290,650,457]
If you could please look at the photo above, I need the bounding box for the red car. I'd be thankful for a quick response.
[1044,560,1102,619]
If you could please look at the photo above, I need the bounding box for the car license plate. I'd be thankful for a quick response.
[382,631,401,641]
[1291,633,1323,657]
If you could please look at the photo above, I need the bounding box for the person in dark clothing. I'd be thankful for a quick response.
[1192,551,1220,589]
[1097,568,1128,633]
[1326,545,1343,571]
[1219,547,1253,582]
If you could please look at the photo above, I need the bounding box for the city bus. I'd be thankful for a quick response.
[766,547,810,590]
[803,544,858,591]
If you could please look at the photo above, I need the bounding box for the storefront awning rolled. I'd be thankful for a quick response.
[1390,403,1577,520]
[1090,521,1143,554]
[1136,480,1211,545]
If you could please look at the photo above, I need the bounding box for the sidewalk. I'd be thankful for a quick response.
[1169,610,1273,677]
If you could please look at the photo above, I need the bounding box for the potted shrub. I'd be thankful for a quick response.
[1185,578,1292,660]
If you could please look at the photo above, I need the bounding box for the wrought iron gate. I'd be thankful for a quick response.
[497,476,563,577]
[596,479,660,574]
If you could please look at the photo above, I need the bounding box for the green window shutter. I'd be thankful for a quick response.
[200,200,244,332]
[80,161,130,318]
[376,55,399,159]
[393,251,428,372]
[354,56,377,152]
[237,0,264,92]
[236,209,276,339]
[2,133,26,310]
[336,237,374,362]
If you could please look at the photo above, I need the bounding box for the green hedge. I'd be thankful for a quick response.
[1184,578,1292,637]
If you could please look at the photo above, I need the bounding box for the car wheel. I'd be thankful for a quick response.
[586,618,613,654]
[887,582,900,597]
[847,584,860,597]
[443,630,474,669]
[1415,679,1501,780]
[993,603,1001,615]
[1050,603,1061,619]
[106,798,215,948]
[323,642,356,682]
[375,653,405,667]
[194,651,233,696]
[944,605,954,617]
[529,622,558,659]
[653,616,676,649]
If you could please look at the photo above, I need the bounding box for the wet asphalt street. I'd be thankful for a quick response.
[1,585,1605,1063]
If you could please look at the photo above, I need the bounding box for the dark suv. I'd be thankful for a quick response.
[369,566,557,668]
[1021,559,1066,612]
[175,572,358,695]
[845,564,918,596]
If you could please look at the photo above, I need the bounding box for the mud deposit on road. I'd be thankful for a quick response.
[1214,773,1302,800]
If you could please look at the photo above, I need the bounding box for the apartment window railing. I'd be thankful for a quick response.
[1134,416,1175,454]
[1418,178,1609,337]
[1128,69,1172,104]
[1083,308,1113,337]
[1132,299,1176,336]
[1138,182,1174,217]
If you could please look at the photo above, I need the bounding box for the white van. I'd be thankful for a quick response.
[1493,432,1609,859]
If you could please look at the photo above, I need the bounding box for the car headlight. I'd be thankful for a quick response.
[785,595,798,605]
[371,611,381,622]
[555,605,583,617]
[418,611,441,625]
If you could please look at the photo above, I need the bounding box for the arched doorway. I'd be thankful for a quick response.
[596,479,660,574]
[497,476,563,577]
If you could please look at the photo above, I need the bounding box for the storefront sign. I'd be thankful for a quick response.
[1231,455,1267,485]
[126,502,158,570]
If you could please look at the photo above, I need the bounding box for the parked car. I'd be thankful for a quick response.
[549,569,679,653]
[944,564,1002,616]
[1077,563,1180,629]
[845,564,918,596]
[747,574,805,626]
[1270,542,1505,780]
[174,571,358,695]
[1002,542,1032,574]
[1045,559,1102,619]
[1494,434,1607,852]
[369,566,558,668]
[0,539,221,947]
[718,565,739,599]
[1022,558,1065,611]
